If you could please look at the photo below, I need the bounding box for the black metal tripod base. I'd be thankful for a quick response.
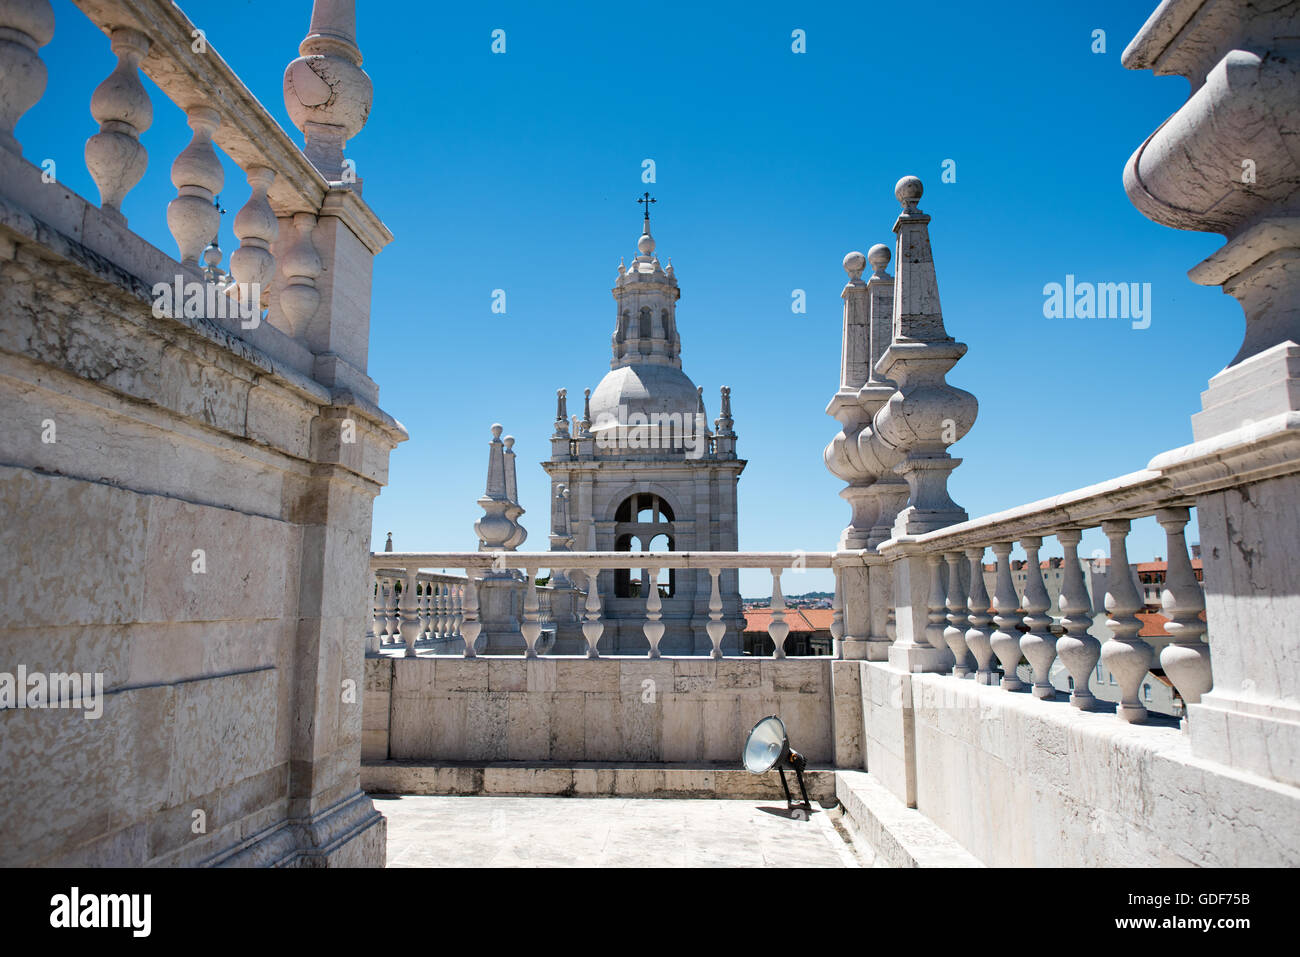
[777,765,812,819]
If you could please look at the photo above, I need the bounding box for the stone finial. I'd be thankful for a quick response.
[554,388,569,435]
[283,0,372,182]
[696,386,705,415]
[868,243,891,279]
[484,424,506,499]
[895,175,924,214]
[476,424,520,552]
[384,531,392,552]
[502,435,519,504]
[502,434,527,550]
[715,385,735,439]
[581,388,592,434]
[843,251,866,282]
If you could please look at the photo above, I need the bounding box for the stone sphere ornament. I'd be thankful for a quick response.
[895,175,924,210]
[843,251,866,281]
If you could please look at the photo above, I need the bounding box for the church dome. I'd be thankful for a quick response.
[588,363,701,432]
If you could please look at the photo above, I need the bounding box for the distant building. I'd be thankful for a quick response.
[742,608,834,656]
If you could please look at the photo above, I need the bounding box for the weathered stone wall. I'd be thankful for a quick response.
[0,165,402,865]
[858,660,1300,867]
[364,657,847,765]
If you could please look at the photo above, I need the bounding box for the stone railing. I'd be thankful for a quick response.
[879,469,1207,725]
[0,0,390,396]
[367,551,845,659]
[368,564,560,657]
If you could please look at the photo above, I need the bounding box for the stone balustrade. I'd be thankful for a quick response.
[367,551,846,659]
[0,0,405,866]
[877,469,1209,724]
[0,0,391,398]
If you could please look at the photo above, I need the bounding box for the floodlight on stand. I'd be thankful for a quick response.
[742,714,811,820]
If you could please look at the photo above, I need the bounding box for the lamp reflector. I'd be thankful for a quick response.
[743,715,788,774]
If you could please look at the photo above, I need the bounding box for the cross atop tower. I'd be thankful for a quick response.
[638,191,656,226]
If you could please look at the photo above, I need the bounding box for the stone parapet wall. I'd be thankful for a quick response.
[0,131,401,869]
[858,660,1300,867]
[364,657,857,765]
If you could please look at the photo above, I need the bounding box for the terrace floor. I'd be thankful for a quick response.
[375,794,872,867]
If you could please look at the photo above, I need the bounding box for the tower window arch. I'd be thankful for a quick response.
[613,494,676,597]
[615,493,674,523]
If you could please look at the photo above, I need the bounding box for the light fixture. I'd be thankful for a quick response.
[742,714,811,820]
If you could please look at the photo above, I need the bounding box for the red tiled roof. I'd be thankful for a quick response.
[1136,610,1208,637]
[801,608,835,629]
[743,608,832,633]
[1135,559,1203,572]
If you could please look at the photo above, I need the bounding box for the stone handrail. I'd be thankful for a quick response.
[367,551,843,659]
[878,469,1207,725]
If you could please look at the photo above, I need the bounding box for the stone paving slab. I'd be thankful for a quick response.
[376,795,867,868]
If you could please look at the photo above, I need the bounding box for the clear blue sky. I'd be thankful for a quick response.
[27,1,1235,595]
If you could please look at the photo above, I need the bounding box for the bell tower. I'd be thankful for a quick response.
[543,201,745,654]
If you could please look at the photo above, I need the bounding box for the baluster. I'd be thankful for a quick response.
[1156,507,1211,709]
[521,565,541,658]
[925,554,948,651]
[374,577,388,646]
[830,565,845,658]
[582,569,604,658]
[1056,528,1099,709]
[397,569,420,658]
[166,106,223,266]
[278,212,321,335]
[1101,520,1154,723]
[229,165,278,313]
[451,583,465,640]
[384,577,398,646]
[365,577,378,654]
[376,577,387,646]
[1019,536,1057,699]
[440,582,452,640]
[885,604,896,645]
[85,28,152,219]
[0,0,55,156]
[990,542,1025,691]
[767,567,789,659]
[706,566,726,659]
[644,565,665,658]
[943,551,971,677]
[423,582,435,642]
[429,582,442,640]
[965,547,995,684]
[460,573,481,658]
